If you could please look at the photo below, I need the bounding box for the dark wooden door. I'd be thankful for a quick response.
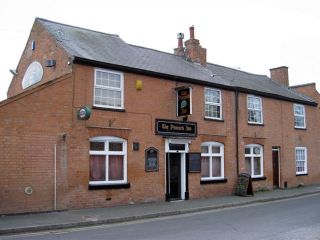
[167,153,181,200]
[272,149,280,188]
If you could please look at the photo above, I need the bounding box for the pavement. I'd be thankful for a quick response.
[1,184,320,236]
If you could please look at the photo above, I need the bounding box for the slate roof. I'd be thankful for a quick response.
[37,18,316,105]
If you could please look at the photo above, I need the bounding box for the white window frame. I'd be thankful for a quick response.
[294,104,306,129]
[247,95,263,124]
[200,142,224,180]
[295,147,307,175]
[204,88,222,120]
[93,68,124,109]
[89,136,127,185]
[245,144,264,178]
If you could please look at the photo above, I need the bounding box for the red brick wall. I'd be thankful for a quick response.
[291,83,319,104]
[1,61,320,214]
[7,20,72,98]
[61,65,238,209]
[0,75,73,214]
[237,92,320,190]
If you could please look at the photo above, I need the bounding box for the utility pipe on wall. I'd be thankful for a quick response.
[235,90,240,175]
[54,144,57,211]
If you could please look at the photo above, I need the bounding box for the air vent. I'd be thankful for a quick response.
[45,59,56,67]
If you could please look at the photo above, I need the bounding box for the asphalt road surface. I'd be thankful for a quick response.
[1,194,320,240]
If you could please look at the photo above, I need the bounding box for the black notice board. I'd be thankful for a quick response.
[235,173,254,196]
[188,152,201,173]
[145,147,159,172]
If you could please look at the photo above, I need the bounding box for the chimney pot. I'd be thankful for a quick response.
[177,33,184,39]
[189,25,195,39]
[177,33,184,48]
[174,32,185,56]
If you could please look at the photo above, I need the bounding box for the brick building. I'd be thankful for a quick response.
[1,18,319,214]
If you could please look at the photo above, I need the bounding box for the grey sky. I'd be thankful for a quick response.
[0,0,319,101]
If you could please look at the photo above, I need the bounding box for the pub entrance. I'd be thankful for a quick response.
[272,147,280,188]
[166,153,181,200]
[165,139,189,201]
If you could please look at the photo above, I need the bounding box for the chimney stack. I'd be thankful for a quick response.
[174,33,185,56]
[270,66,289,86]
[184,26,207,66]
[173,26,207,66]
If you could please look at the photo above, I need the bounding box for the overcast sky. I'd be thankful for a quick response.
[0,0,319,101]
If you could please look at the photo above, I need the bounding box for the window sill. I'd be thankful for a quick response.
[248,122,264,126]
[294,127,307,131]
[296,173,308,176]
[88,183,130,190]
[93,106,126,112]
[252,176,266,181]
[200,178,228,184]
[204,117,224,122]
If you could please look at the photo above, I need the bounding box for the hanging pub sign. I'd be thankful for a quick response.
[77,106,91,120]
[176,86,192,117]
[155,119,197,137]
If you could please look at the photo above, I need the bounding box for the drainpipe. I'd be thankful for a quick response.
[235,90,240,175]
[54,144,57,211]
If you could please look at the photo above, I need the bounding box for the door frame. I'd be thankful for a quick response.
[165,139,189,201]
[272,147,281,188]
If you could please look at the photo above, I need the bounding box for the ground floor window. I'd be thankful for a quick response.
[245,144,263,177]
[296,147,307,175]
[89,136,127,184]
[201,142,224,180]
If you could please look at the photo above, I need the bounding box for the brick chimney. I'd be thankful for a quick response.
[184,26,207,66]
[174,33,185,56]
[270,66,289,86]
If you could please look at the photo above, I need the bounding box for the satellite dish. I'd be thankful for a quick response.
[22,61,43,89]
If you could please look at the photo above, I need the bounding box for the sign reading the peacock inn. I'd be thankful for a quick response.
[176,87,192,116]
[155,119,197,137]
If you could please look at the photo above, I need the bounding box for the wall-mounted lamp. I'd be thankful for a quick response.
[135,80,142,90]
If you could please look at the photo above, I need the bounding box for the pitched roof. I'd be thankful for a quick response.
[37,18,316,105]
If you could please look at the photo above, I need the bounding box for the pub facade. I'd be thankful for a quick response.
[0,18,319,214]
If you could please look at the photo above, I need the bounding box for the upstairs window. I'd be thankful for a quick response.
[94,69,124,109]
[245,144,263,178]
[296,147,307,175]
[294,104,306,129]
[247,95,263,124]
[205,88,222,120]
[201,142,224,180]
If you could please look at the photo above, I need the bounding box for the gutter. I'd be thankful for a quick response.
[73,56,235,91]
[73,57,318,107]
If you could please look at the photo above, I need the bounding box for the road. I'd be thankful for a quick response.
[1,194,320,240]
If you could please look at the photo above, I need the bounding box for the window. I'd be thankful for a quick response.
[296,147,307,175]
[294,104,306,129]
[205,88,222,120]
[245,144,263,177]
[89,136,127,185]
[247,95,263,124]
[201,142,224,180]
[94,69,124,109]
